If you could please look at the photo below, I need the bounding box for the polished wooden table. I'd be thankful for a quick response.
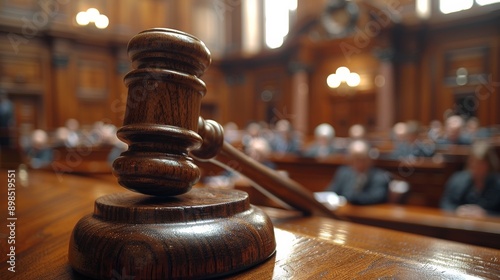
[335,204,500,249]
[1,169,500,279]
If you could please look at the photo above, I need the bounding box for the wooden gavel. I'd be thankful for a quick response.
[69,28,335,280]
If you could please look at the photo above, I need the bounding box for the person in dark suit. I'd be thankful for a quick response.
[440,141,500,217]
[325,140,390,205]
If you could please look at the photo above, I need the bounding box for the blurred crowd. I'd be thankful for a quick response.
[219,115,500,216]
[5,112,500,217]
[225,114,495,162]
[16,119,126,169]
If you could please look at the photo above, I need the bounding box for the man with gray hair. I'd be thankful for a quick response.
[325,140,390,205]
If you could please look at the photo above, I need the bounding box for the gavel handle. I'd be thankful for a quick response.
[191,118,337,218]
[212,142,338,218]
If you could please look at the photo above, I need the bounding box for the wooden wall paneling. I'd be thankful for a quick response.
[398,61,417,121]
[308,66,330,135]
[51,38,76,128]
[421,18,499,127]
[171,0,194,35]
[0,0,38,28]
[418,29,433,126]
[328,95,351,136]
[253,65,288,125]
[308,40,380,136]
[0,34,49,137]
[224,69,253,128]
[437,43,493,124]
[200,66,226,122]
[109,47,130,126]
[74,45,115,126]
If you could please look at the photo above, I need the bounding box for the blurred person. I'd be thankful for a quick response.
[392,120,435,158]
[335,124,367,153]
[348,124,366,140]
[241,122,266,149]
[0,89,14,147]
[325,140,390,205]
[25,129,53,169]
[437,115,469,146]
[304,123,337,158]
[99,124,117,146]
[440,141,500,217]
[65,118,81,147]
[54,126,70,147]
[270,119,302,155]
[427,119,443,142]
[223,122,240,144]
[245,137,275,169]
[391,122,407,143]
[461,117,490,144]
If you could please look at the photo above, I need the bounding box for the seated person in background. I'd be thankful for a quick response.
[461,117,490,144]
[440,141,500,217]
[270,119,302,155]
[241,122,266,149]
[325,140,390,205]
[25,129,53,169]
[335,124,366,154]
[392,120,435,159]
[427,119,443,142]
[437,115,470,146]
[65,118,81,147]
[348,124,366,140]
[245,137,275,169]
[303,123,337,158]
[223,122,240,145]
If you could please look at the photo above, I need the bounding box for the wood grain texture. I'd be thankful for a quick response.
[2,170,500,279]
[69,190,276,279]
[334,203,500,249]
[114,28,211,196]
[66,28,277,279]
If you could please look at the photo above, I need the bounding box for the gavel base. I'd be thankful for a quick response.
[68,188,276,279]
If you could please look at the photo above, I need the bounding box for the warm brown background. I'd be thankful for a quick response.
[1,0,499,140]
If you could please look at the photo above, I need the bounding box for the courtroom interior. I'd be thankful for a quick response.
[1,0,500,279]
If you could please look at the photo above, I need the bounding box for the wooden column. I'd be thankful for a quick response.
[291,68,309,134]
[376,53,396,132]
[50,38,73,128]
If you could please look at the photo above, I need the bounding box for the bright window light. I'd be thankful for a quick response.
[416,0,431,19]
[476,0,500,5]
[440,0,473,14]
[264,0,295,49]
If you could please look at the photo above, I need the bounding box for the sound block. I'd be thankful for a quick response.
[68,188,276,279]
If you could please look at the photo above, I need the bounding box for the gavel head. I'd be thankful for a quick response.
[112,28,212,196]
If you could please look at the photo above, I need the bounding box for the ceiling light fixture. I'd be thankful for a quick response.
[76,8,109,29]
